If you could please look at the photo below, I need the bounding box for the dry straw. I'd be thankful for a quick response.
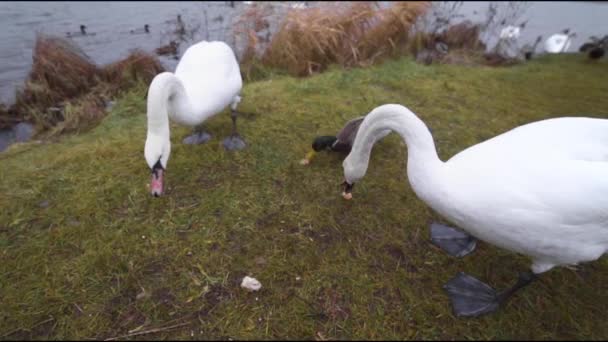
[6,34,163,134]
[235,1,431,76]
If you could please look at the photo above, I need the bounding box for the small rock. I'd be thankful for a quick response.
[13,122,34,142]
[136,288,149,300]
[241,276,262,292]
[254,256,267,266]
[38,200,50,208]
[186,251,193,256]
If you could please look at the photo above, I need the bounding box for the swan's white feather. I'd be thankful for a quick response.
[345,104,608,274]
[174,41,242,118]
[144,40,242,170]
[544,33,573,53]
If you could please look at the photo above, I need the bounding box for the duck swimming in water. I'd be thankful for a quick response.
[130,24,150,34]
[66,25,95,37]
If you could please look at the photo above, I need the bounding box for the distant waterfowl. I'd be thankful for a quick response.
[290,2,307,9]
[66,24,95,37]
[589,46,606,60]
[499,25,521,40]
[130,24,150,34]
[579,35,608,60]
[145,41,246,197]
[299,116,390,166]
[342,103,608,317]
[155,40,179,56]
[544,29,576,53]
[521,35,543,60]
[415,37,449,65]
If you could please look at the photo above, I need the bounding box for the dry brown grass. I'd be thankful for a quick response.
[5,34,163,135]
[235,1,431,77]
[102,49,164,93]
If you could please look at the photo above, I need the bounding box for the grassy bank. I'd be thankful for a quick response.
[1,54,608,340]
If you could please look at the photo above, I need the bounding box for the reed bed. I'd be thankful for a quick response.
[235,1,431,77]
[4,34,163,135]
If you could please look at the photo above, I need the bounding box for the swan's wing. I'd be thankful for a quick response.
[448,117,608,165]
[445,117,608,231]
[174,41,242,113]
[447,150,608,234]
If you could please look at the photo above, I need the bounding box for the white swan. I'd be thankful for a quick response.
[544,29,576,53]
[144,40,245,197]
[342,104,608,317]
[499,25,521,40]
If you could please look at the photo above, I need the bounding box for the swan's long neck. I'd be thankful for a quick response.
[147,72,201,134]
[344,104,444,202]
[145,72,198,170]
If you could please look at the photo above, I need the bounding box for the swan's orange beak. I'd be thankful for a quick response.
[150,168,164,197]
[341,180,354,200]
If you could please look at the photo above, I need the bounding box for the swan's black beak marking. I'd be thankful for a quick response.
[341,180,354,200]
[150,159,164,197]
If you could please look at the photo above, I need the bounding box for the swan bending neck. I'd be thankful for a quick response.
[348,104,441,170]
[146,72,200,135]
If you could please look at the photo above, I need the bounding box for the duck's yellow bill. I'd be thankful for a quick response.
[300,150,317,165]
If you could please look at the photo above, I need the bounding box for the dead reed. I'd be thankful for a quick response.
[235,1,431,77]
[4,34,163,135]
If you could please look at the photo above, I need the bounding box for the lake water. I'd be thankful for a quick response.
[0,1,607,106]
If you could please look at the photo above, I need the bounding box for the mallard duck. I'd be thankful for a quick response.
[299,116,390,166]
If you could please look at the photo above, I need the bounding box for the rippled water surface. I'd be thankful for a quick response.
[1,1,607,105]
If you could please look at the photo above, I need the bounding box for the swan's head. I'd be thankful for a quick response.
[342,155,365,200]
[145,135,171,197]
[312,136,337,152]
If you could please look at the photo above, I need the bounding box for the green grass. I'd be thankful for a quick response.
[2,54,608,340]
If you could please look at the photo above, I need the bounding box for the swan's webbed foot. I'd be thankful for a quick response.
[443,272,500,317]
[222,134,246,151]
[443,271,538,318]
[430,222,477,258]
[183,127,212,145]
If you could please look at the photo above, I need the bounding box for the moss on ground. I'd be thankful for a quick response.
[1,54,608,340]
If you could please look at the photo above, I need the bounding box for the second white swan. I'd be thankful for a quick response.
[144,40,245,197]
[342,103,608,317]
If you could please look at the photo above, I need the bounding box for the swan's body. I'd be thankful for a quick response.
[343,104,608,315]
[499,25,521,40]
[144,40,244,196]
[544,31,575,53]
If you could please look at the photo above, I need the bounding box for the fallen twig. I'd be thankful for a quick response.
[2,317,54,338]
[103,322,190,341]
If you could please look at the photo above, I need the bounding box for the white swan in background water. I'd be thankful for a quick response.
[144,40,246,197]
[499,25,521,40]
[342,103,608,317]
[544,29,576,53]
